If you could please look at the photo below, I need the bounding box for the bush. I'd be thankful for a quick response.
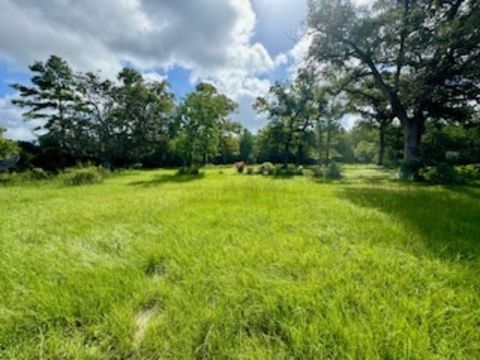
[28,167,50,180]
[325,161,343,180]
[457,164,480,180]
[235,161,246,174]
[64,167,106,186]
[421,163,465,185]
[274,164,304,176]
[257,162,275,176]
[130,163,143,170]
[312,166,324,179]
[177,166,201,176]
[246,167,254,175]
[274,164,284,175]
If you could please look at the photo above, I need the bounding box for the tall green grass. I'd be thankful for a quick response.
[0,166,479,358]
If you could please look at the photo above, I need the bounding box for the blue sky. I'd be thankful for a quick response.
[0,0,357,141]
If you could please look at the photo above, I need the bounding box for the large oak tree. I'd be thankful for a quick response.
[308,0,480,161]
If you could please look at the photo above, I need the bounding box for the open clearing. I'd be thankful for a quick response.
[1,166,479,359]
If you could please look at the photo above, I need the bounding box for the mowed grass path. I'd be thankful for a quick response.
[0,166,479,359]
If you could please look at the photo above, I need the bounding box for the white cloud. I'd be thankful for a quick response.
[142,72,166,83]
[0,95,38,141]
[341,113,361,131]
[2,0,345,137]
[0,0,275,79]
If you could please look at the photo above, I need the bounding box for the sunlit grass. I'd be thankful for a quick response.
[0,166,479,358]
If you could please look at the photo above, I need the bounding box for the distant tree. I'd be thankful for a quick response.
[308,0,480,163]
[112,68,175,165]
[0,128,18,159]
[218,120,242,164]
[239,128,255,163]
[335,128,355,163]
[253,125,284,163]
[11,55,81,162]
[0,128,20,171]
[294,69,327,164]
[317,100,344,166]
[422,122,480,165]
[254,68,330,167]
[345,79,395,165]
[173,83,237,167]
[75,71,117,165]
[254,82,310,167]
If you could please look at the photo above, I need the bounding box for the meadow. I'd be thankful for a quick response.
[0,166,479,359]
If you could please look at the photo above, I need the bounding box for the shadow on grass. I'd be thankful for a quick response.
[129,173,205,187]
[447,182,480,201]
[337,185,480,263]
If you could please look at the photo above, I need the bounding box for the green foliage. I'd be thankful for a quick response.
[312,165,324,178]
[313,162,343,181]
[177,166,201,176]
[254,75,328,167]
[0,129,19,159]
[422,123,480,165]
[130,163,143,170]
[11,57,176,169]
[354,140,377,164]
[309,0,480,161]
[11,55,79,159]
[399,160,424,182]
[273,164,304,177]
[28,167,50,181]
[326,161,343,180]
[257,162,275,176]
[173,83,237,167]
[421,164,465,185]
[63,167,107,186]
[457,165,480,180]
[0,167,51,186]
[246,166,254,175]
[239,129,255,162]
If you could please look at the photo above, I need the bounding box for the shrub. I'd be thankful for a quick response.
[64,167,106,186]
[312,166,324,179]
[274,164,304,176]
[177,166,201,176]
[274,164,284,175]
[257,162,275,176]
[422,163,465,185]
[235,161,246,174]
[246,167,254,175]
[325,161,343,180]
[28,167,50,180]
[457,164,480,180]
[130,163,143,170]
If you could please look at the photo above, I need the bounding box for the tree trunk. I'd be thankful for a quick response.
[403,118,423,161]
[325,126,331,166]
[297,142,303,165]
[317,126,323,166]
[284,140,290,168]
[378,123,386,166]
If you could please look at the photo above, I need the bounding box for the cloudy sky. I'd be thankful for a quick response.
[0,0,357,141]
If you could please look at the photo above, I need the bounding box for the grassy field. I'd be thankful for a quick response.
[0,165,479,359]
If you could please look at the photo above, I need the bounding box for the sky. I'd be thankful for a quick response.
[0,0,359,141]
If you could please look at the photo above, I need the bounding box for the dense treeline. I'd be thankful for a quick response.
[8,56,239,171]
[1,52,479,175]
